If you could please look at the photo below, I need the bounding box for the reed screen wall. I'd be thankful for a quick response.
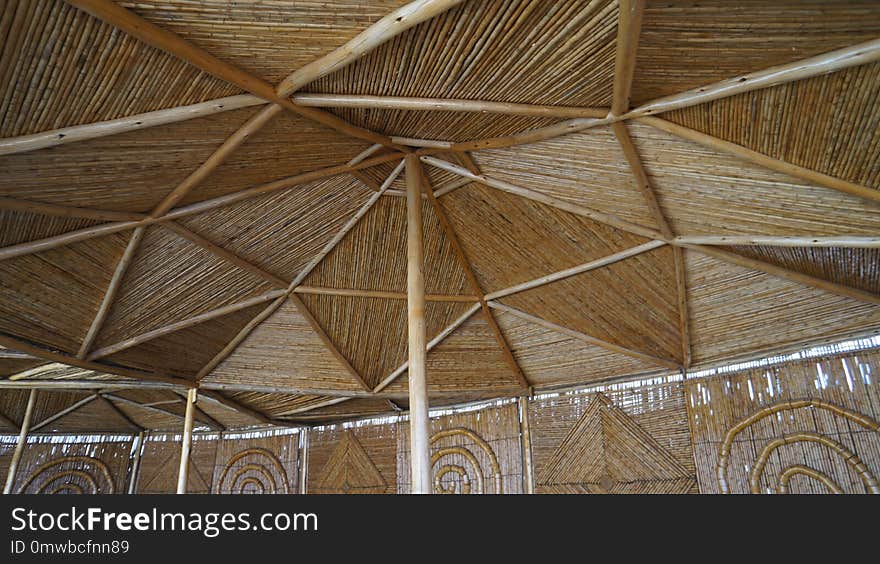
[3,347,880,494]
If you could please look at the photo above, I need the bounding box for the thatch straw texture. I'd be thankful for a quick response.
[529,378,697,494]
[686,348,880,494]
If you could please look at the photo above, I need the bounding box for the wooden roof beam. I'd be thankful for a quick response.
[679,243,880,306]
[294,93,609,119]
[672,235,880,248]
[30,393,99,432]
[611,0,645,116]
[487,301,681,371]
[96,394,145,432]
[0,95,267,157]
[198,390,277,426]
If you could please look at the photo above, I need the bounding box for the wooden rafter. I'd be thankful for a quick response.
[293,286,479,302]
[485,241,666,301]
[672,247,692,368]
[96,394,145,431]
[611,0,645,116]
[0,409,19,430]
[30,393,99,432]
[171,390,225,431]
[487,302,681,371]
[102,392,215,430]
[673,235,880,248]
[681,243,880,306]
[198,390,276,426]
[416,160,530,390]
[0,95,267,156]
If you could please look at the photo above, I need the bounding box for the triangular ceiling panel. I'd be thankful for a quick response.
[628,121,880,236]
[631,0,880,104]
[0,211,99,248]
[180,109,373,205]
[685,250,880,365]
[0,231,130,354]
[0,0,239,137]
[385,311,524,396]
[493,309,663,389]
[661,62,880,191]
[223,391,331,419]
[285,397,396,423]
[296,294,474,390]
[305,196,472,295]
[178,175,372,283]
[38,395,141,434]
[94,226,276,349]
[125,0,411,86]
[0,107,262,213]
[305,0,619,108]
[0,358,49,379]
[103,303,270,380]
[500,246,681,363]
[723,246,880,295]
[204,300,367,393]
[438,182,651,293]
[109,400,183,432]
[471,127,661,228]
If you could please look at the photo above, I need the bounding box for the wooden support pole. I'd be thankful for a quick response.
[405,154,431,494]
[2,389,36,494]
[128,431,146,494]
[518,396,535,495]
[611,0,645,116]
[176,388,197,494]
[299,431,309,494]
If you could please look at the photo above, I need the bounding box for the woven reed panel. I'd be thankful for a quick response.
[725,247,880,295]
[686,349,880,494]
[205,300,368,393]
[306,0,618,113]
[500,246,681,363]
[629,122,880,236]
[0,440,13,486]
[180,175,372,282]
[305,196,471,295]
[37,396,142,435]
[12,436,134,494]
[299,294,473,390]
[0,0,239,137]
[385,311,525,396]
[439,183,649,294]
[309,424,398,494]
[686,252,880,365]
[0,107,262,213]
[471,127,660,228]
[211,432,299,494]
[398,402,523,494]
[103,303,268,379]
[530,379,697,493]
[94,226,276,349]
[0,212,99,248]
[662,62,880,191]
[122,0,410,86]
[493,310,663,389]
[180,110,372,206]
[631,0,880,104]
[106,397,188,433]
[0,390,126,433]
[136,434,217,493]
[0,231,130,354]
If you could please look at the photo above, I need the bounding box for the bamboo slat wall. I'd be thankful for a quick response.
[397,402,523,494]
[211,432,299,494]
[686,349,880,494]
[529,378,697,494]
[0,0,239,137]
[308,424,398,494]
[136,434,217,493]
[7,435,134,494]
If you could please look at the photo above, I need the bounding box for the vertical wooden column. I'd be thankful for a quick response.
[517,396,535,494]
[405,154,431,494]
[176,388,197,494]
[3,389,37,494]
[127,431,146,494]
[299,430,309,494]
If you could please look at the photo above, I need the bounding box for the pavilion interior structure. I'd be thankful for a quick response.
[0,0,879,495]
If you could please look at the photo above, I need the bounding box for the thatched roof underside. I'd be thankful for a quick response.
[1,0,879,429]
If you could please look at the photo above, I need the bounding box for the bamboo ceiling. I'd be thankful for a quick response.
[1,0,879,430]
